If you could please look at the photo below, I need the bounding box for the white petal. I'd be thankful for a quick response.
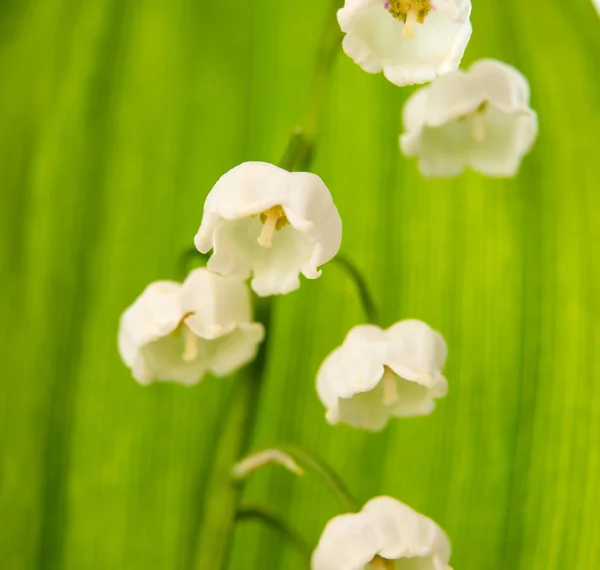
[139,332,209,385]
[363,497,452,568]
[384,320,448,385]
[118,271,264,385]
[312,511,383,570]
[207,323,265,376]
[336,381,394,431]
[181,268,253,339]
[317,325,386,398]
[194,162,342,297]
[338,0,472,87]
[316,321,448,430]
[118,281,184,384]
[312,497,453,570]
[468,106,538,177]
[400,58,538,178]
[207,217,314,296]
[469,58,532,112]
[415,70,483,127]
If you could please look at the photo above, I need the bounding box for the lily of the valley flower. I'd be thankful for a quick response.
[400,58,539,177]
[118,268,264,385]
[312,496,452,570]
[194,162,342,297]
[317,320,447,431]
[337,0,472,87]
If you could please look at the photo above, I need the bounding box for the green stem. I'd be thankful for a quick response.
[192,3,343,568]
[333,254,380,325]
[192,297,273,570]
[237,504,312,567]
[275,443,360,512]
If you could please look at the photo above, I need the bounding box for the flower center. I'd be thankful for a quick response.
[370,555,396,570]
[381,366,400,406]
[385,0,431,37]
[173,312,198,362]
[459,101,488,143]
[256,205,289,248]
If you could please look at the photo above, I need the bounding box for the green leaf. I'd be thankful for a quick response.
[1,1,599,570]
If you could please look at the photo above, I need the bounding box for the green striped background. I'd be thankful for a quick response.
[1,0,599,568]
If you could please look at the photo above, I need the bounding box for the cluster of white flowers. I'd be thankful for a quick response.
[119,162,342,385]
[117,1,544,565]
[338,0,538,178]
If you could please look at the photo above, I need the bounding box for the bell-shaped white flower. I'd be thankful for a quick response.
[400,58,538,178]
[118,268,264,385]
[194,162,342,297]
[337,0,472,87]
[312,496,452,570]
[317,320,447,431]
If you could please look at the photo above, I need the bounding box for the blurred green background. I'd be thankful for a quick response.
[1,0,600,569]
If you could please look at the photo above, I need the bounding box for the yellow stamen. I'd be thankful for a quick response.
[257,210,279,248]
[182,326,198,361]
[470,101,488,142]
[257,205,288,248]
[370,555,395,570]
[402,6,419,37]
[470,113,486,143]
[386,0,431,35]
[382,367,399,405]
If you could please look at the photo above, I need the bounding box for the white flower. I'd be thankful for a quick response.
[194,162,342,297]
[400,58,539,178]
[312,496,452,570]
[594,0,600,15]
[118,268,264,385]
[337,0,472,87]
[316,320,447,431]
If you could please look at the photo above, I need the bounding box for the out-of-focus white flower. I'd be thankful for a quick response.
[337,0,472,87]
[400,58,538,178]
[118,268,264,385]
[316,320,447,431]
[593,0,600,15]
[312,496,452,570]
[194,162,342,297]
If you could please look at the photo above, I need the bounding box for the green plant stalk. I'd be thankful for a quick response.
[237,504,313,567]
[333,254,380,325]
[192,297,272,570]
[192,3,344,568]
[274,443,360,512]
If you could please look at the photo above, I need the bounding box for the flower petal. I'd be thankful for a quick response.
[363,497,452,568]
[312,511,383,570]
[312,496,453,570]
[194,161,341,297]
[400,58,538,178]
[316,321,448,430]
[181,268,253,339]
[338,0,472,87]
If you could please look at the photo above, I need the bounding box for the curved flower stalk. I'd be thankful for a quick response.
[401,58,538,178]
[194,161,342,297]
[118,268,264,385]
[317,320,448,431]
[337,0,472,87]
[312,496,452,570]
